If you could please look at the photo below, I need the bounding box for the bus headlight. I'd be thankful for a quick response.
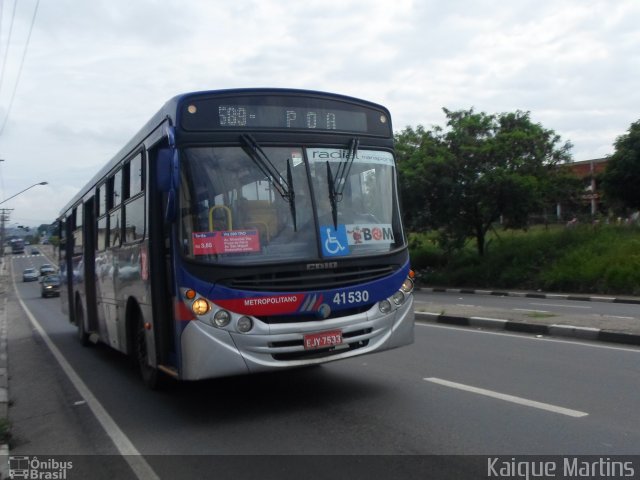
[401,277,414,293]
[192,298,211,316]
[379,300,392,314]
[213,310,231,327]
[392,291,405,305]
[237,316,253,333]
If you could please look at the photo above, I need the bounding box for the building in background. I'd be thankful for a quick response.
[557,157,608,221]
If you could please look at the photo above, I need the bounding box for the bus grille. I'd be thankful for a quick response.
[256,304,370,324]
[270,328,372,361]
[222,265,396,292]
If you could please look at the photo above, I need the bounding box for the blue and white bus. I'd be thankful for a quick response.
[58,89,414,387]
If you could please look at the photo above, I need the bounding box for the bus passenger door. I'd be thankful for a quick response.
[149,146,176,368]
[59,218,72,318]
[83,197,99,334]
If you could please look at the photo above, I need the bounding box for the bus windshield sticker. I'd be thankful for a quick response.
[320,225,350,257]
[346,224,394,245]
[307,148,394,166]
[193,230,261,255]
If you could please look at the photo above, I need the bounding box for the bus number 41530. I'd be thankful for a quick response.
[333,290,369,305]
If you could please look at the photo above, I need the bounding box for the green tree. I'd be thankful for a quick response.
[396,125,452,232]
[601,119,640,211]
[396,108,573,255]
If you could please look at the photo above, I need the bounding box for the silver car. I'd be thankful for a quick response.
[23,268,38,282]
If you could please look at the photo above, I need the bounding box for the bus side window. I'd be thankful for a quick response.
[97,217,108,251]
[108,169,123,248]
[96,183,108,251]
[59,218,66,263]
[123,152,145,244]
[97,184,107,217]
[113,169,123,207]
[73,203,83,255]
[129,153,144,196]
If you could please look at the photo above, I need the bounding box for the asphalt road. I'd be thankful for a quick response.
[6,253,640,479]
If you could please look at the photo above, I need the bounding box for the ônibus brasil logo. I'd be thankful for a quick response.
[9,456,73,479]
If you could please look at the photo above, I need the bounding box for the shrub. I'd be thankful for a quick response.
[411,225,640,295]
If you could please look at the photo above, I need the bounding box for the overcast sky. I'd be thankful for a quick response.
[0,0,638,227]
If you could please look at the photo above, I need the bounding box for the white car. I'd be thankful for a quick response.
[23,268,38,282]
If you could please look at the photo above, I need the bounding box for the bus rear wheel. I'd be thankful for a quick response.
[135,316,162,389]
[76,301,90,347]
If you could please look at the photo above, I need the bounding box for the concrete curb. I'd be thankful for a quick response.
[421,287,640,305]
[415,311,640,347]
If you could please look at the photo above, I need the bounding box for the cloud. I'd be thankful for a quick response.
[0,0,638,225]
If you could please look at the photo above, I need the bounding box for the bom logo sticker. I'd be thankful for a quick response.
[346,224,394,245]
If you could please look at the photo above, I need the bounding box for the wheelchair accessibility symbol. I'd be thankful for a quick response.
[320,225,350,257]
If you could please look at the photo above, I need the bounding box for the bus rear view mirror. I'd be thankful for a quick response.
[157,148,174,192]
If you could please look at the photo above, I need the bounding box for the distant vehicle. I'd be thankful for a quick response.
[11,238,25,254]
[31,248,40,255]
[41,274,61,297]
[39,264,56,276]
[22,268,38,282]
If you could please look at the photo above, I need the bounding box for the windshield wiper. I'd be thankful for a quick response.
[240,134,298,230]
[327,137,359,228]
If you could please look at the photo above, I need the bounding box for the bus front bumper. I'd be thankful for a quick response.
[179,296,414,381]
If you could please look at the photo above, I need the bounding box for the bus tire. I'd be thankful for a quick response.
[135,315,162,390]
[76,300,90,347]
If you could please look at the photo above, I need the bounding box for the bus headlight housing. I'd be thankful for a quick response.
[379,273,413,314]
[192,298,211,316]
[401,277,414,293]
[213,310,231,327]
[237,316,253,333]
[392,291,405,305]
[379,299,392,314]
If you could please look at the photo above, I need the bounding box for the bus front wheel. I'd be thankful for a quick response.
[135,316,162,389]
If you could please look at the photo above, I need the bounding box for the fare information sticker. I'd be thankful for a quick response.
[193,230,260,255]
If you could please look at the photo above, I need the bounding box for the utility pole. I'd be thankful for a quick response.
[0,208,12,257]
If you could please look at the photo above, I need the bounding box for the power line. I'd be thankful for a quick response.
[0,0,39,137]
[0,0,19,98]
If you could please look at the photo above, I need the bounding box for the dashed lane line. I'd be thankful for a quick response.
[424,377,589,418]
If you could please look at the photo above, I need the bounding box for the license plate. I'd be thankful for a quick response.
[303,330,343,350]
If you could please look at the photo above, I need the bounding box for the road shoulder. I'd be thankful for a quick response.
[416,287,640,346]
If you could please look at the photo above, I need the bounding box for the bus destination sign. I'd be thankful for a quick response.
[216,104,368,132]
[180,95,391,136]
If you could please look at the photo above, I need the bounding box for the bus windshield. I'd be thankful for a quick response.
[180,145,404,265]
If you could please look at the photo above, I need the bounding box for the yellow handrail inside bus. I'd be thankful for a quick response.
[209,205,233,231]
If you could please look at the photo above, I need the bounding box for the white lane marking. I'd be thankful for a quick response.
[514,308,550,313]
[11,261,160,480]
[424,377,589,418]
[415,321,640,353]
[531,302,592,309]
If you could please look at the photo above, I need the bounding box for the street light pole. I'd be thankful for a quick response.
[0,181,48,205]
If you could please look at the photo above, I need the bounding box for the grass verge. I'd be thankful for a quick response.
[410,225,640,295]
